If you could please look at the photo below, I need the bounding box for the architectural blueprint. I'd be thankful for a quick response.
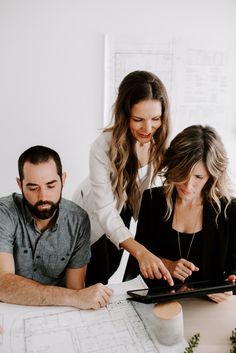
[0,277,186,353]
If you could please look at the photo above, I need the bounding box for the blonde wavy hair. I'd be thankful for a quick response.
[160,125,232,221]
[104,71,170,212]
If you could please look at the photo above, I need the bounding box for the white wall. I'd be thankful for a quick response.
[0,0,236,199]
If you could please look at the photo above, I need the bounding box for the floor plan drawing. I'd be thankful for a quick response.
[0,278,187,353]
[2,299,158,353]
[0,278,161,353]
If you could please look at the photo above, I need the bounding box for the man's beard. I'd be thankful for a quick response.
[22,193,62,220]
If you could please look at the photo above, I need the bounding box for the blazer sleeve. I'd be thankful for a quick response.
[225,199,236,276]
[89,133,132,248]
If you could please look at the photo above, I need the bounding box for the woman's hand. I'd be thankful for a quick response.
[120,238,174,285]
[227,274,236,283]
[207,275,236,303]
[162,258,199,282]
[207,291,233,303]
[136,249,174,286]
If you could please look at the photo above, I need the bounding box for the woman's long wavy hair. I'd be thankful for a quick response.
[104,70,170,212]
[160,125,232,221]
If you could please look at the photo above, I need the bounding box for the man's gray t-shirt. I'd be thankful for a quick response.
[0,193,91,286]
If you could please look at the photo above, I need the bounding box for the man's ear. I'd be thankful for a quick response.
[16,177,22,191]
[61,172,67,187]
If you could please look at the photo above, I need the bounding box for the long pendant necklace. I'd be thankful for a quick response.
[177,231,195,260]
[175,205,202,260]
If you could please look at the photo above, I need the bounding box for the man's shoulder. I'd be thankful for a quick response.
[0,193,22,210]
[59,199,90,235]
[60,198,89,219]
[0,193,24,225]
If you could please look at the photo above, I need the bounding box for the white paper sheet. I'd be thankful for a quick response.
[0,276,186,353]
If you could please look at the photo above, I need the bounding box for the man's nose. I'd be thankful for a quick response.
[37,188,48,201]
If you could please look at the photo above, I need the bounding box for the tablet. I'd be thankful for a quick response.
[127,279,236,303]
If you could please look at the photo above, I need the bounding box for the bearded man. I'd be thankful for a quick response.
[0,145,112,309]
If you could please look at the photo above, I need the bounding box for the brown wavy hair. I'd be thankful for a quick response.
[160,125,232,221]
[104,70,170,212]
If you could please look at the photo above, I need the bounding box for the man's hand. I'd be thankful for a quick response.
[163,258,199,282]
[75,283,113,310]
[136,249,174,286]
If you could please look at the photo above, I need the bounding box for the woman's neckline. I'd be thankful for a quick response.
[172,228,202,236]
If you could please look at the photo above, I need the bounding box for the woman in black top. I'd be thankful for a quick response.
[125,125,236,303]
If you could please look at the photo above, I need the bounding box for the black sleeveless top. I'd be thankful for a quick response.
[144,229,203,288]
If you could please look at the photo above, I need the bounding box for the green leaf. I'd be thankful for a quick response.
[230,328,236,353]
[184,333,200,353]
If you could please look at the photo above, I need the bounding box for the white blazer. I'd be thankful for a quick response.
[73,131,159,248]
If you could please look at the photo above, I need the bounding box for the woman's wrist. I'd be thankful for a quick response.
[120,237,148,260]
[159,257,171,270]
[134,244,150,261]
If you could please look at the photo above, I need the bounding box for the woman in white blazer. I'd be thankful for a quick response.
[74,71,174,286]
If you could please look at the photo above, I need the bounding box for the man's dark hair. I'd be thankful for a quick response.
[18,145,63,181]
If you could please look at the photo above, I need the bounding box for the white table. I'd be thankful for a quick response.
[0,293,235,353]
[180,296,236,353]
[133,295,236,353]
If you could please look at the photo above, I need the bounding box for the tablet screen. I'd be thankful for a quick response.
[127,279,236,303]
